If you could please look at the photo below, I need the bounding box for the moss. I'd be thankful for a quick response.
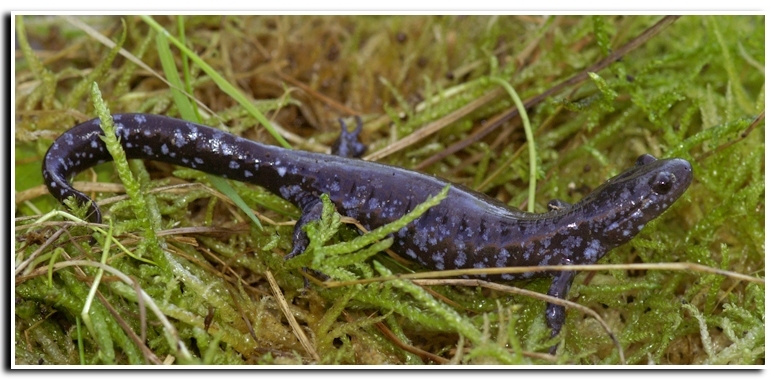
[15,15,763,365]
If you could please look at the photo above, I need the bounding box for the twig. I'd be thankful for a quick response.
[374,321,448,364]
[412,279,626,364]
[416,15,682,170]
[265,270,320,361]
[324,262,764,287]
[698,111,765,160]
[364,88,503,161]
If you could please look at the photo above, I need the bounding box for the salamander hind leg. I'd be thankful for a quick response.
[330,117,366,158]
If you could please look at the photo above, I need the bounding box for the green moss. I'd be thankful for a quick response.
[15,15,763,365]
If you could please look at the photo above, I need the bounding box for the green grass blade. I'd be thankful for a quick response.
[140,15,291,149]
[155,32,199,121]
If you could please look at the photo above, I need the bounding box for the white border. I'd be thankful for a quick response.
[8,5,772,376]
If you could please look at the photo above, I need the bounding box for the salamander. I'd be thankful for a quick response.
[42,113,693,350]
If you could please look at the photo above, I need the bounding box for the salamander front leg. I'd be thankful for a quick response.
[546,267,575,354]
[283,198,324,260]
[547,199,572,212]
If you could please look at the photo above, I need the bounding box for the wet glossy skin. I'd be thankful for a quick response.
[42,113,693,348]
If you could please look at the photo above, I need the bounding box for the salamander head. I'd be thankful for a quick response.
[579,154,693,250]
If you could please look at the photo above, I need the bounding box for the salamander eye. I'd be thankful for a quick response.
[636,154,657,166]
[651,171,674,194]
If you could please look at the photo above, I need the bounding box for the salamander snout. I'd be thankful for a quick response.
[652,158,693,197]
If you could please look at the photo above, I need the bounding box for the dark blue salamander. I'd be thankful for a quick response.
[43,113,692,350]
